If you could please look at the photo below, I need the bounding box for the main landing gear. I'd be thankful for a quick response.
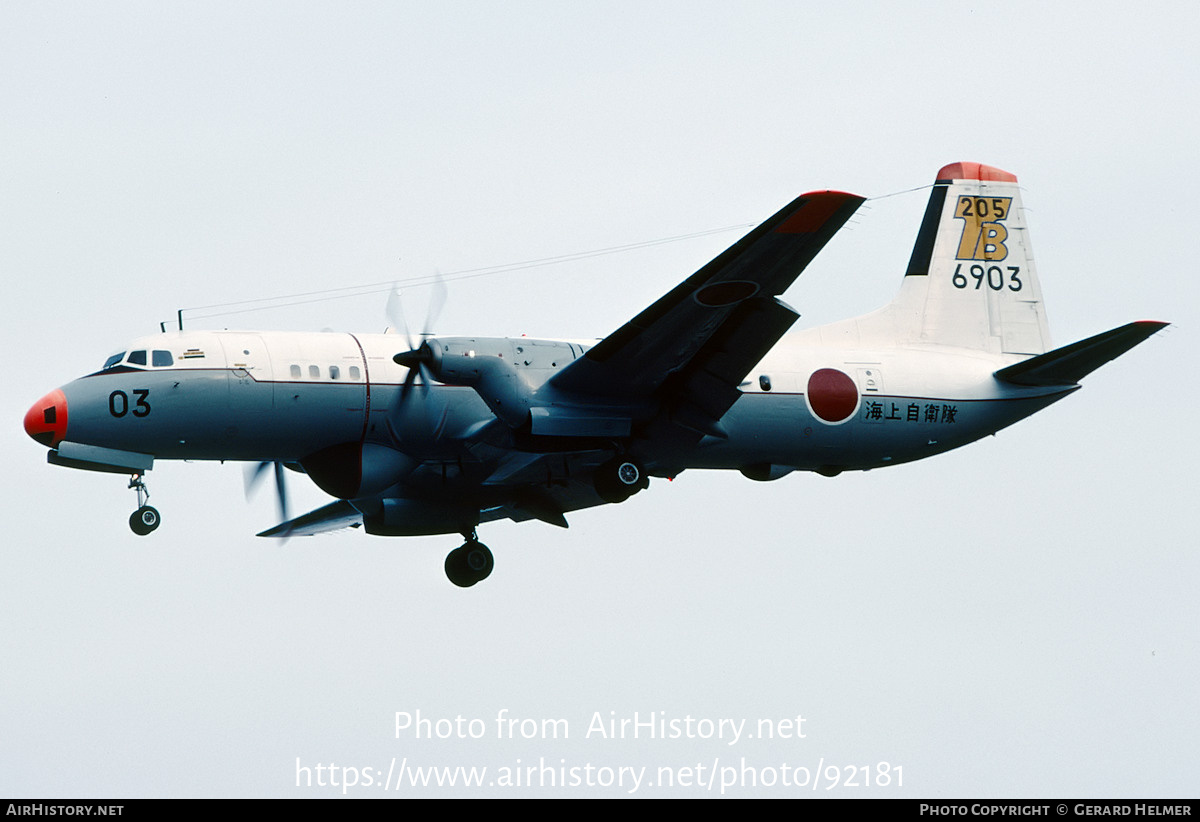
[127,473,160,536]
[593,457,649,504]
[445,531,493,588]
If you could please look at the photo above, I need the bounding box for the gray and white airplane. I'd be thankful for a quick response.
[24,162,1166,587]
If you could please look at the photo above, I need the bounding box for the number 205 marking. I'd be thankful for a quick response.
[952,263,1023,292]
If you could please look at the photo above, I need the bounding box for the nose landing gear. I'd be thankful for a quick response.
[445,531,493,588]
[127,473,160,536]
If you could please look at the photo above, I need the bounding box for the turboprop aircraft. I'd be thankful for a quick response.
[24,162,1166,587]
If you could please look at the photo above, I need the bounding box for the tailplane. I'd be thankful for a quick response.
[852,162,1052,355]
[826,162,1168,380]
[994,321,1167,387]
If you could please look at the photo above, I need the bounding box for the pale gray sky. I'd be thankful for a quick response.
[3,0,1196,797]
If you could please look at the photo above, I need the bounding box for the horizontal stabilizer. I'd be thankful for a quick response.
[994,321,1167,387]
[257,500,362,537]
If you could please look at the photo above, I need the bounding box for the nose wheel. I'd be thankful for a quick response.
[128,473,161,536]
[445,533,493,587]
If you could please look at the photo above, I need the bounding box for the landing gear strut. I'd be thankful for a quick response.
[445,531,493,588]
[128,473,160,536]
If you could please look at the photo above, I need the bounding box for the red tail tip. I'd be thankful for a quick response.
[936,162,1018,183]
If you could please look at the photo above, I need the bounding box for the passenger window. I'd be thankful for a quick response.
[308,365,320,379]
[329,365,340,380]
[349,366,361,380]
[128,350,147,366]
[290,364,302,379]
[152,350,173,367]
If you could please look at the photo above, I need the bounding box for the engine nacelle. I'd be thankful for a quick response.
[301,442,415,499]
[739,463,796,482]
[423,338,536,428]
[359,498,479,536]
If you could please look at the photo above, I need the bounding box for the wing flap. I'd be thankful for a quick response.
[666,295,800,437]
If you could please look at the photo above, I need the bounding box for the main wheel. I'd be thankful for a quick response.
[594,458,647,503]
[463,541,493,582]
[445,540,494,587]
[129,505,161,536]
[616,461,640,486]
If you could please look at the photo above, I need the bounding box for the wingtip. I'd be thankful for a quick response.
[795,188,862,200]
[1120,320,1171,342]
[773,190,864,235]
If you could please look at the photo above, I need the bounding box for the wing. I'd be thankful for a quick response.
[550,189,863,401]
[258,192,864,537]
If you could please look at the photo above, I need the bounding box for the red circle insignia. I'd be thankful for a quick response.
[806,368,858,423]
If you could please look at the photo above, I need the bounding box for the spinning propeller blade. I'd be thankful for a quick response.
[387,275,446,413]
[244,460,292,535]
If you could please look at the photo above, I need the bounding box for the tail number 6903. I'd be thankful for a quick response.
[952,264,1022,292]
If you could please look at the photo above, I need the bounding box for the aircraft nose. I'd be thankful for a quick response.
[24,389,68,447]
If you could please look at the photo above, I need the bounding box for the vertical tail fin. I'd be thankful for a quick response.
[890,162,1051,355]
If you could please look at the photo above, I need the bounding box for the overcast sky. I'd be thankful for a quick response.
[3,0,1197,797]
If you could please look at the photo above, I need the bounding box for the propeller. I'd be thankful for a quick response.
[244,460,292,536]
[386,275,445,351]
[386,277,448,440]
[394,340,437,401]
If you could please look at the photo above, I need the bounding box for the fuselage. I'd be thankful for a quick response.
[25,328,1071,484]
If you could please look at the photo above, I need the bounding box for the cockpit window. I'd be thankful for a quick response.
[152,350,173,367]
[127,350,147,366]
[103,352,126,370]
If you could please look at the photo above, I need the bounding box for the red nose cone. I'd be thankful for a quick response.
[24,389,68,447]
